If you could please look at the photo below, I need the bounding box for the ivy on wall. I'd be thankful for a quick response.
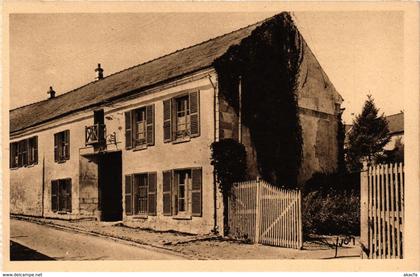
[214,12,304,188]
[210,139,247,234]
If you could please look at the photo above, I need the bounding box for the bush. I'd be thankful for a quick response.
[302,189,360,236]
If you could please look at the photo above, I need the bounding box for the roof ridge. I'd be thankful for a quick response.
[10,14,274,113]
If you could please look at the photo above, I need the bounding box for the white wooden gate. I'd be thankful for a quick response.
[228,179,303,249]
[360,162,404,258]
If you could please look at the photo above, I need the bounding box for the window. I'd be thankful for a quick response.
[54,130,70,162]
[125,172,157,216]
[51,178,72,213]
[162,167,202,217]
[10,136,38,168]
[163,91,200,143]
[125,105,154,150]
[175,96,190,138]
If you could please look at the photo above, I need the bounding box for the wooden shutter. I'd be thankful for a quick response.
[125,111,133,149]
[64,130,70,160]
[125,175,133,215]
[189,91,200,137]
[64,179,72,212]
[10,143,16,168]
[191,168,202,217]
[33,137,38,164]
[162,170,172,215]
[173,172,178,215]
[28,137,38,165]
[146,105,155,146]
[51,180,59,212]
[163,99,172,142]
[54,133,59,162]
[20,140,28,166]
[147,172,157,215]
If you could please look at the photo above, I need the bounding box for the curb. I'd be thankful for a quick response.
[11,215,197,260]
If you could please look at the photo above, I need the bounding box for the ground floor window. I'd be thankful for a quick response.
[51,178,72,213]
[163,167,202,217]
[125,172,157,216]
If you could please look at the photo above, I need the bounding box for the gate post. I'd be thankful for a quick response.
[360,160,369,259]
[255,177,261,244]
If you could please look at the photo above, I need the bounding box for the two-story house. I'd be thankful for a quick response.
[9,13,342,234]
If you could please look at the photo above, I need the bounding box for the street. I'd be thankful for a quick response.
[10,219,184,260]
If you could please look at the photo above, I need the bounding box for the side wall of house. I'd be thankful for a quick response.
[296,41,342,184]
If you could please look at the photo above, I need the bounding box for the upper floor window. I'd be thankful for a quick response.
[125,105,154,150]
[54,130,70,163]
[163,91,200,143]
[10,136,38,168]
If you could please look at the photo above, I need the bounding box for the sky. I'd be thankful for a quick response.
[9,11,404,124]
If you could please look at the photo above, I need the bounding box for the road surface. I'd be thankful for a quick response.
[10,219,184,260]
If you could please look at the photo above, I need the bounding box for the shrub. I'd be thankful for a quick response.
[302,189,360,236]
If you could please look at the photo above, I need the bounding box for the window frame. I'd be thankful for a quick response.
[162,167,202,218]
[163,90,200,144]
[125,104,155,150]
[54,130,70,163]
[51,178,72,213]
[125,171,157,217]
[10,136,38,169]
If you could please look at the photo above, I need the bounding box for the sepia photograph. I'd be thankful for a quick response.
[2,2,419,273]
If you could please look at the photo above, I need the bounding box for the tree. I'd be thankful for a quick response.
[346,95,391,171]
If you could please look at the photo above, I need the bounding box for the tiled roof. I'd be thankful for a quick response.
[10,16,268,134]
[386,112,404,134]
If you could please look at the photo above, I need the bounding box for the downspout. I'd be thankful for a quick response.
[42,156,45,217]
[238,75,242,143]
[208,73,219,234]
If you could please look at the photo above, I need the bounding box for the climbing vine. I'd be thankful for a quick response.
[214,12,303,188]
[210,139,247,234]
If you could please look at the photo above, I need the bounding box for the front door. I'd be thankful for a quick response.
[98,151,122,221]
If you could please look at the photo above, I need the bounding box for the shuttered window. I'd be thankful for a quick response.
[10,136,38,168]
[51,178,71,213]
[125,172,157,216]
[125,105,155,149]
[163,91,200,143]
[163,167,202,217]
[54,130,70,162]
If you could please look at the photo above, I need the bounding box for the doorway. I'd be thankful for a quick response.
[98,151,122,221]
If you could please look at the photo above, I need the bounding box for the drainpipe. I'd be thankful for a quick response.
[209,73,219,234]
[42,156,45,217]
[238,75,242,143]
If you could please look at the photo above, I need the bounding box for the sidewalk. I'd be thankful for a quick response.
[11,215,361,260]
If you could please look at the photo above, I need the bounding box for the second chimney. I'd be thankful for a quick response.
[95,63,104,80]
[47,86,56,99]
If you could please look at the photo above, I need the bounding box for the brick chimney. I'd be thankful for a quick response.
[47,86,56,99]
[95,63,104,80]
